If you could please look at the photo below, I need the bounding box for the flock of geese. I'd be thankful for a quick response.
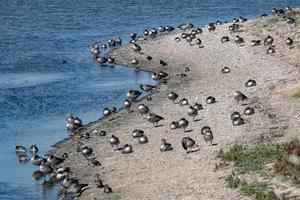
[15,6,297,199]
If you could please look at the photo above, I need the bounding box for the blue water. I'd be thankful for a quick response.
[1,0,300,199]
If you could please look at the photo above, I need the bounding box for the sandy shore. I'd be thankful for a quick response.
[53,12,300,200]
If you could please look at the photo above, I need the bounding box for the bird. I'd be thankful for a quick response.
[158,26,166,34]
[244,107,255,115]
[186,36,192,46]
[175,37,181,42]
[104,184,113,193]
[130,32,137,40]
[168,92,179,103]
[245,79,256,87]
[109,135,120,151]
[203,131,214,145]
[15,145,26,154]
[267,47,275,54]
[103,107,112,117]
[88,158,101,166]
[131,59,139,65]
[232,116,245,126]
[201,126,212,135]
[264,35,274,46]
[107,57,115,64]
[30,145,38,154]
[170,121,179,130]
[143,30,149,37]
[233,91,247,104]
[178,118,189,132]
[195,38,203,48]
[160,139,173,152]
[95,174,104,188]
[47,154,64,167]
[206,96,216,104]
[121,144,133,154]
[231,111,241,121]
[96,56,108,65]
[165,25,175,32]
[187,106,198,121]
[132,43,141,53]
[234,35,244,46]
[221,36,230,43]
[181,137,198,153]
[139,135,148,144]
[179,98,189,106]
[18,154,29,162]
[132,129,144,138]
[222,66,231,74]
[251,40,261,46]
[146,113,164,127]
[127,90,142,101]
[81,146,93,159]
[160,60,167,66]
[208,23,216,32]
[178,22,194,31]
[287,17,296,27]
[192,103,203,110]
[286,37,293,49]
[146,55,152,60]
[140,84,156,95]
[31,154,44,166]
[138,104,149,118]
[32,170,45,181]
[123,99,132,112]
[39,160,53,176]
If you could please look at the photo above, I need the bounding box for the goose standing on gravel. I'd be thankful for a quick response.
[131,59,139,65]
[109,135,120,151]
[130,32,137,40]
[146,113,164,127]
[178,118,189,132]
[127,90,142,101]
[132,129,144,138]
[231,111,241,121]
[232,116,245,126]
[221,36,230,43]
[132,43,141,53]
[201,126,212,135]
[195,38,203,48]
[179,98,189,106]
[233,91,247,104]
[103,107,112,117]
[139,135,148,144]
[81,146,93,159]
[160,139,173,152]
[186,36,192,46]
[286,37,293,49]
[245,79,256,87]
[264,35,274,46]
[175,37,181,42]
[121,144,133,154]
[203,131,214,145]
[206,96,216,104]
[181,137,198,153]
[221,66,230,74]
[208,23,216,32]
[193,103,203,110]
[267,47,275,54]
[251,40,261,46]
[187,106,198,121]
[170,121,179,130]
[234,35,244,46]
[168,92,179,103]
[123,99,132,112]
[104,184,113,193]
[140,84,156,95]
[244,107,255,115]
[138,104,149,118]
[178,22,194,31]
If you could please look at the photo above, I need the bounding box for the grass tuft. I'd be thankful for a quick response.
[218,144,282,173]
[225,175,241,188]
[290,88,300,98]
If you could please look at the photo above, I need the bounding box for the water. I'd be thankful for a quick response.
[1,0,299,199]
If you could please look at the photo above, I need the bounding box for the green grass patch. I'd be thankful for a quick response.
[241,181,280,200]
[290,88,300,98]
[225,175,241,188]
[218,144,282,173]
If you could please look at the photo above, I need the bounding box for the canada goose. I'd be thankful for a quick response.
[139,135,148,144]
[168,92,179,103]
[181,137,198,153]
[187,106,198,120]
[245,79,256,87]
[138,104,149,118]
[132,129,144,138]
[146,113,164,127]
[160,138,173,152]
[286,37,293,49]
[15,145,26,154]
[244,107,255,115]
[121,144,133,154]
[221,67,230,74]
[206,96,216,104]
[178,118,189,131]
[179,98,189,106]
[233,91,247,104]
[109,135,120,151]
[193,103,203,110]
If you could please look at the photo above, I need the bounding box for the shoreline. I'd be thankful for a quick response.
[52,11,299,200]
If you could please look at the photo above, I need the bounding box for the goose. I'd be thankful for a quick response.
[29,144,38,154]
[158,26,166,34]
[109,135,120,151]
[175,37,181,42]
[132,129,144,138]
[244,107,255,115]
[146,113,164,127]
[130,32,137,40]
[107,57,115,64]
[221,36,230,43]
[233,91,247,104]
[267,47,275,54]
[104,184,113,193]
[160,139,173,152]
[287,17,295,26]
[95,174,104,188]
[47,154,64,167]
[234,35,244,46]
[39,160,53,176]
[264,35,274,46]
[18,154,29,162]
[232,117,245,126]
[32,170,45,181]
[201,126,212,135]
[140,84,156,95]
[131,59,139,65]
[187,106,198,120]
[170,121,179,130]
[103,107,112,117]
[127,90,142,101]
[121,144,133,154]
[168,92,179,103]
[286,37,293,49]
[139,135,148,144]
[123,99,132,112]
[178,22,194,31]
[186,36,192,46]
[221,66,230,74]
[245,79,256,87]
[206,96,216,104]
[195,38,203,48]
[181,33,188,39]
[231,111,241,121]
[31,155,44,166]
[137,104,149,118]
[160,60,167,66]
[143,30,149,37]
[181,137,198,153]
[165,26,175,32]
[67,182,90,197]
[178,118,189,131]
[251,40,261,46]
[196,28,203,34]
[132,43,141,53]
[88,158,101,166]
[115,37,122,46]
[146,55,152,60]
[193,103,203,110]
[179,98,189,106]
[81,146,93,159]
[203,131,214,145]
[96,56,108,65]
[208,23,216,32]
[15,145,26,154]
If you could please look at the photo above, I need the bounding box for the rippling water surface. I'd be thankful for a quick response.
[1,0,299,199]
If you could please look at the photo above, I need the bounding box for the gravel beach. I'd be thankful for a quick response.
[53,12,300,200]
